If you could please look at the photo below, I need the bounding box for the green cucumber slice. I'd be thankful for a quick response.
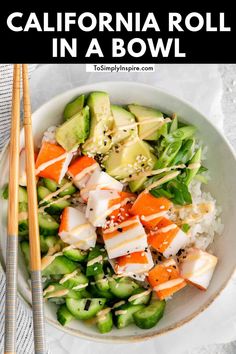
[66,298,106,320]
[63,248,88,262]
[97,310,113,333]
[109,277,140,299]
[114,303,145,329]
[133,300,166,329]
[42,256,78,276]
[57,304,74,326]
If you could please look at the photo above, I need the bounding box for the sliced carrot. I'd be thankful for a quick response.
[68,155,97,177]
[147,260,186,300]
[148,218,179,253]
[59,207,69,233]
[130,192,172,229]
[35,142,67,183]
[117,251,148,267]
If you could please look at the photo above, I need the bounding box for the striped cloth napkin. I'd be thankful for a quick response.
[0,64,37,353]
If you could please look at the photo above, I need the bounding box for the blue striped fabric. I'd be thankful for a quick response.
[0,64,43,354]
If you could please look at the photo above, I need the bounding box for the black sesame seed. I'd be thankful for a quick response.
[156,279,159,282]
[108,135,112,139]
[117,227,123,232]
[176,249,184,257]
[123,129,127,132]
[133,274,137,278]
[158,256,162,261]
[152,250,158,255]
[173,265,177,269]
[106,215,111,221]
[104,141,107,146]
[129,174,132,178]
[141,163,145,167]
[90,208,93,211]
[101,167,106,172]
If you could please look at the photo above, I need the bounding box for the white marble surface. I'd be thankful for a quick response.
[29,64,236,354]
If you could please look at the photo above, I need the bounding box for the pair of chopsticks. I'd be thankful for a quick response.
[4,64,46,354]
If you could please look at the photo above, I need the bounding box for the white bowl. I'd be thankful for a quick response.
[0,82,236,343]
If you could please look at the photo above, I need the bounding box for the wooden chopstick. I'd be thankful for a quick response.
[4,64,21,354]
[22,64,46,354]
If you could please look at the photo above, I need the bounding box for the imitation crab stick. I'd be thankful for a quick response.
[115,248,154,275]
[108,191,136,224]
[148,218,189,258]
[59,206,96,250]
[35,142,73,184]
[103,215,148,259]
[130,193,173,229]
[147,259,186,300]
[67,155,100,189]
[86,190,136,229]
[179,248,218,290]
[86,190,121,227]
[80,169,123,202]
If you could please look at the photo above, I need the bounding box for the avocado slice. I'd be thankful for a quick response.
[111,105,138,144]
[104,138,157,180]
[128,104,164,141]
[63,94,85,121]
[82,92,114,154]
[56,106,90,151]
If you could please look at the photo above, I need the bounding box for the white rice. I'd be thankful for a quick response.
[41,126,57,145]
[170,179,223,251]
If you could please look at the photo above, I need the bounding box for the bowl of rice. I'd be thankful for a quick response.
[0,81,235,342]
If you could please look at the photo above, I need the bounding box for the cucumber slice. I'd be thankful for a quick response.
[97,310,113,333]
[43,177,77,196]
[20,241,30,270]
[128,288,151,305]
[61,272,88,290]
[109,277,140,299]
[66,298,106,320]
[133,300,166,329]
[79,289,92,298]
[89,283,115,300]
[44,283,82,300]
[58,180,77,197]
[38,186,70,214]
[1,185,28,202]
[94,272,110,292]
[57,304,74,326]
[43,178,58,192]
[86,246,104,277]
[18,202,29,238]
[42,256,78,276]
[45,199,71,215]
[114,303,145,329]
[40,235,59,253]
[63,248,88,262]
[19,186,28,203]
[38,213,59,236]
[37,185,51,201]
